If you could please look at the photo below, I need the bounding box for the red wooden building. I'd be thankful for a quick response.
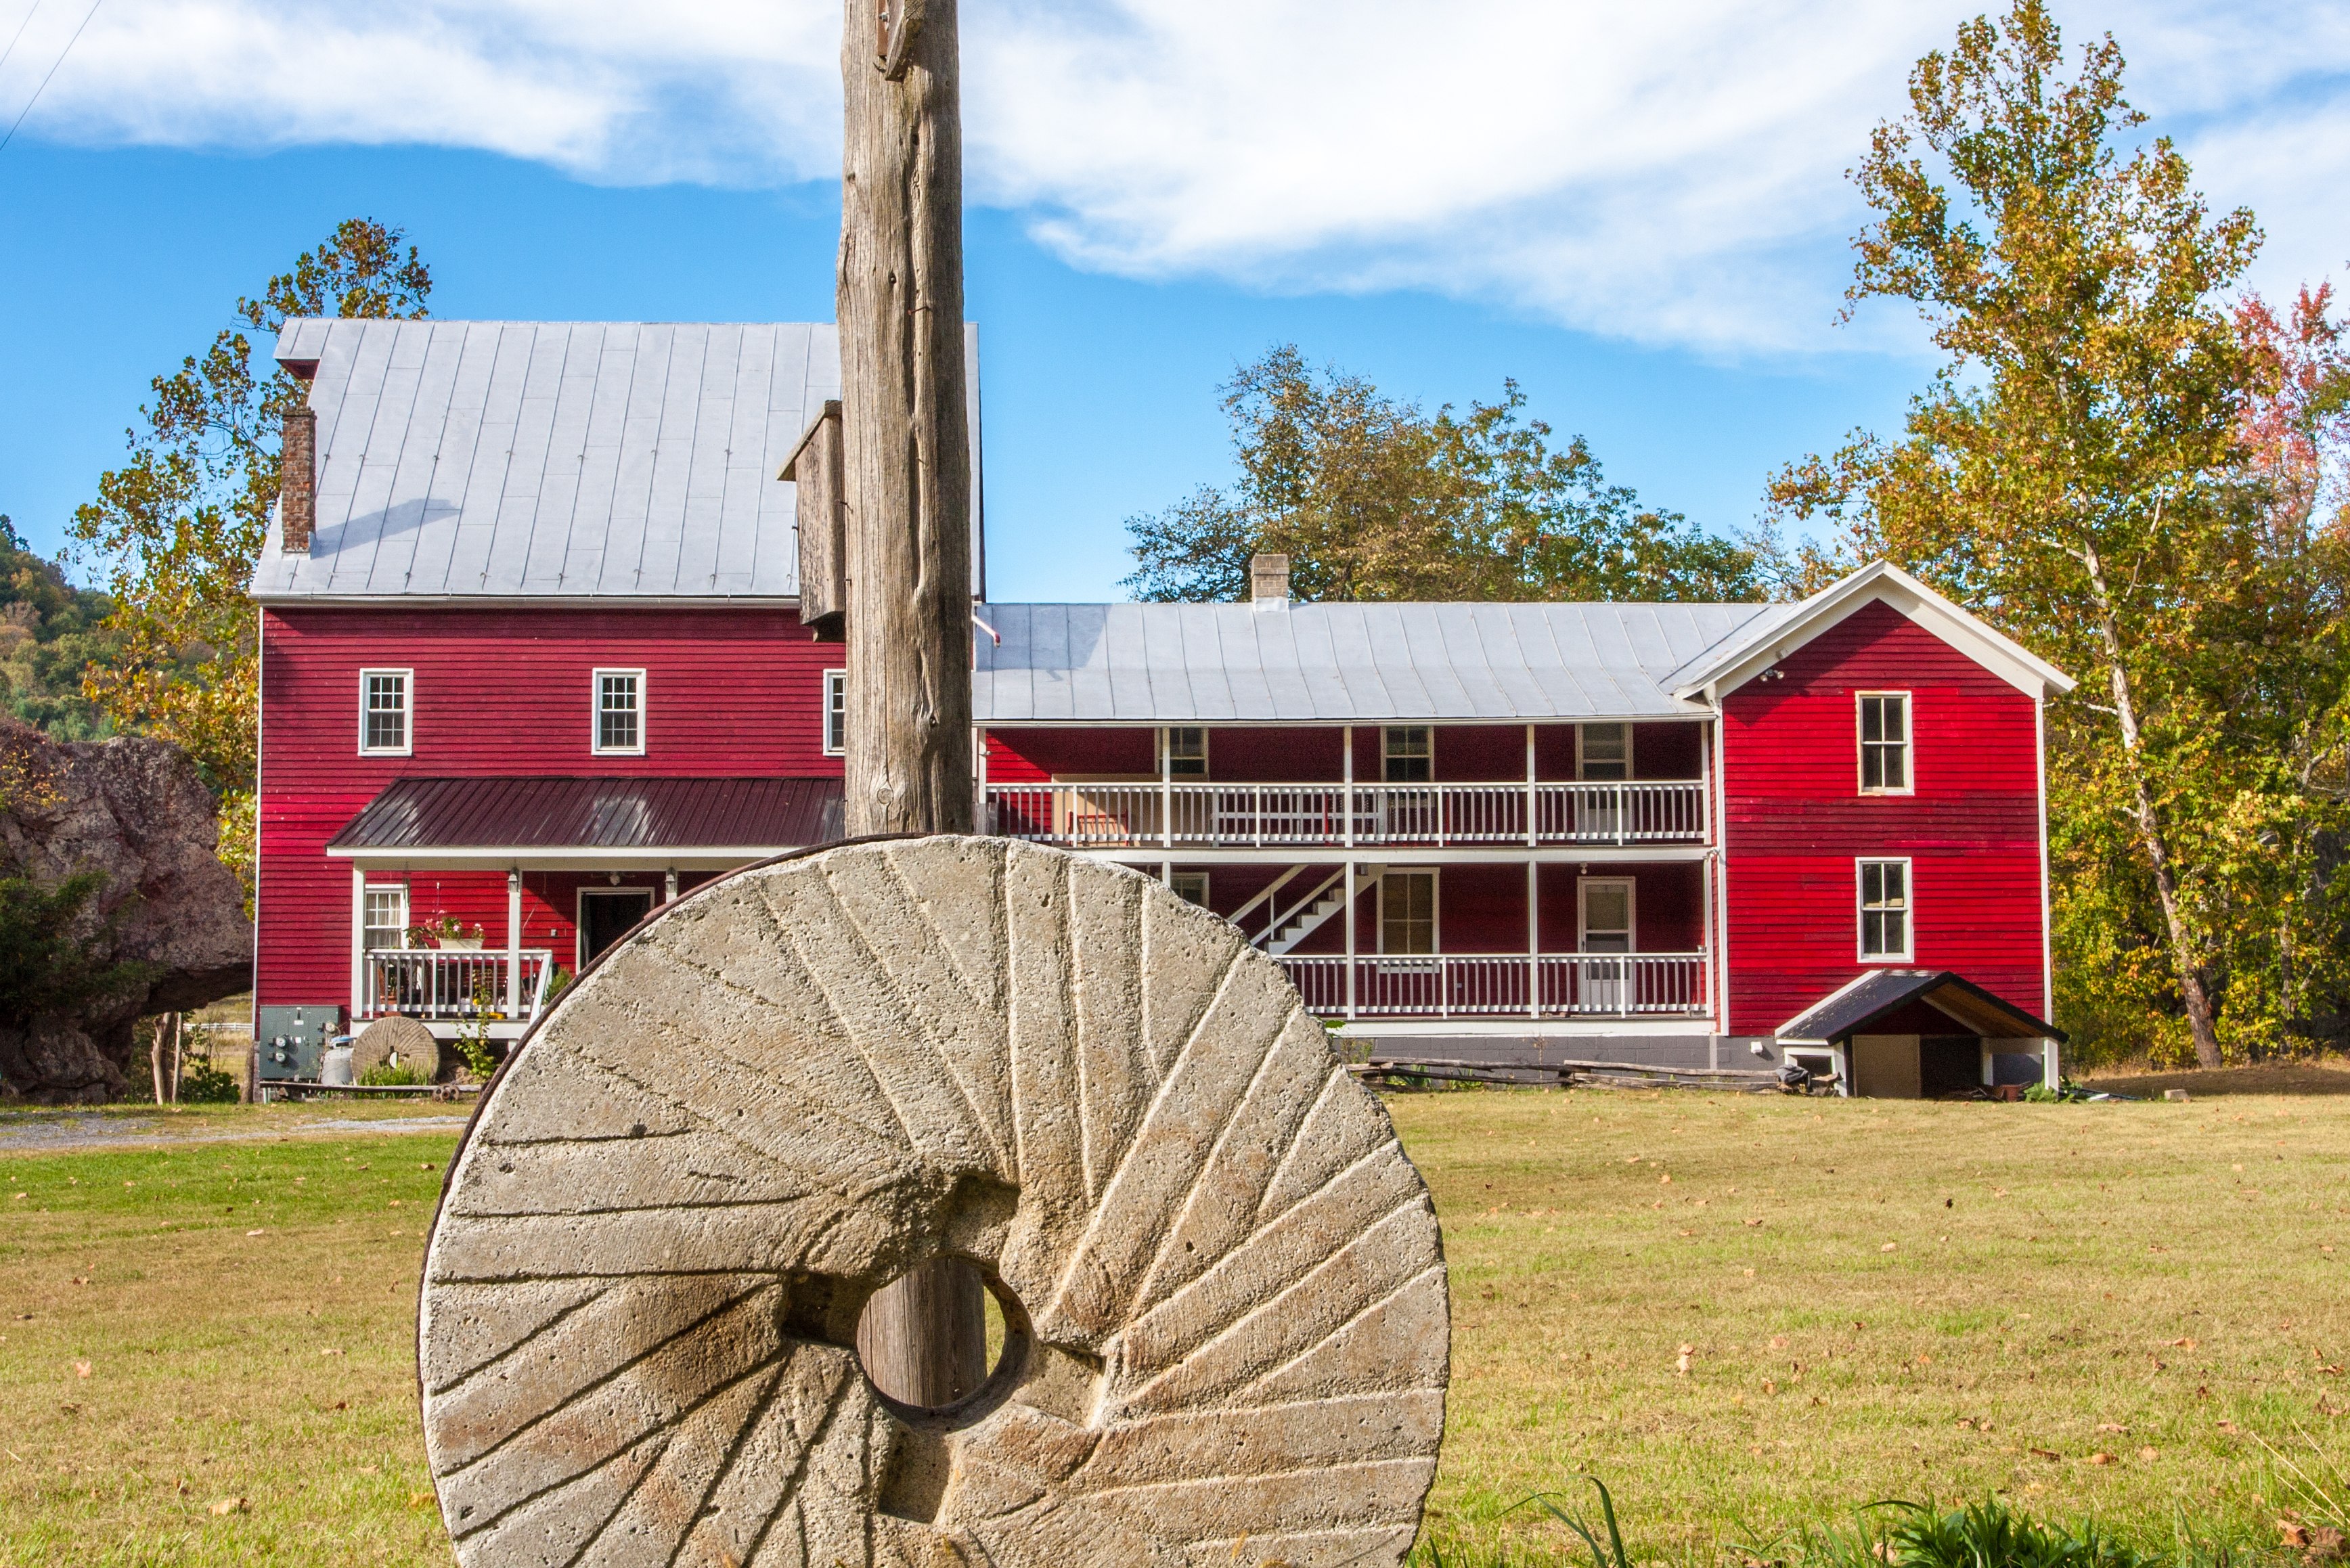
[251,316,2072,1096]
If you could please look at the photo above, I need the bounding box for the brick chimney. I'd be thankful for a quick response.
[280,407,317,554]
[1249,552,1290,608]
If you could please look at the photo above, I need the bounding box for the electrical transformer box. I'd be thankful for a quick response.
[255,1006,340,1081]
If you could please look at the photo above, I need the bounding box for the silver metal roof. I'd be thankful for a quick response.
[973,600,1777,723]
[252,319,983,601]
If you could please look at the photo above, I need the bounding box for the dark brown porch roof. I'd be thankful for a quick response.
[1777,969,2064,1045]
[328,777,845,853]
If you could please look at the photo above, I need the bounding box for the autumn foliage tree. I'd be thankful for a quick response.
[1764,0,2349,1065]
[70,219,430,893]
[1127,346,1758,604]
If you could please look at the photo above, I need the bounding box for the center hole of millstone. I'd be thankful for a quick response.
[853,1258,1029,1425]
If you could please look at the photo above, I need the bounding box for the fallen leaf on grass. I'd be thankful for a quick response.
[2089,1452,2115,1466]
[72,1360,89,1379]
[244,1230,264,1238]
[2219,1420,2243,1434]
[2313,1527,2346,1560]
[2030,1448,2062,1460]
[58,1403,79,1415]
[1745,1218,1766,1228]
[2284,1525,2312,1550]
[2140,1447,2159,1461]
[408,1492,435,1510]
[1880,1242,1898,1253]
[2170,1338,2198,1349]
[2096,1423,2129,1433]
[319,1348,345,1358]
[207,1497,248,1516]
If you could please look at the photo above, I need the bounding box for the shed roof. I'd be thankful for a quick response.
[252,319,983,602]
[1777,969,2064,1044]
[326,776,843,858]
[971,600,1776,723]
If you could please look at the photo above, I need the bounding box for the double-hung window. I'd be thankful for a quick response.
[1169,872,1210,910]
[1382,726,1433,784]
[1858,858,1911,961]
[1160,726,1207,778]
[1379,870,1437,954]
[822,669,847,756]
[1859,692,1911,793]
[363,885,409,951]
[594,669,645,755]
[359,669,411,756]
[1576,722,1630,780]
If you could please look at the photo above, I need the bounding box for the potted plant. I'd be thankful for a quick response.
[408,914,487,950]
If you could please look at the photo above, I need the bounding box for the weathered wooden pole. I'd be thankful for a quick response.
[837,0,986,1407]
[839,0,974,838]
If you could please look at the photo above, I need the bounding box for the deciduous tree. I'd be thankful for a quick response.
[1764,0,2270,1066]
[1128,346,1757,604]
[70,219,430,894]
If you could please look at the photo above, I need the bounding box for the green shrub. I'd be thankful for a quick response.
[357,1062,427,1088]
[177,1056,238,1103]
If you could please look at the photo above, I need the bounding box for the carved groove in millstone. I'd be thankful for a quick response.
[419,836,1450,1567]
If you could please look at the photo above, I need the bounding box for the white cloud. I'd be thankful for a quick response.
[3,0,2345,353]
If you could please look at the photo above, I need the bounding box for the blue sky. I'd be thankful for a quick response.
[0,1,2343,602]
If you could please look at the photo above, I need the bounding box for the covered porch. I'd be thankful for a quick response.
[326,776,843,1039]
[1129,854,1716,1026]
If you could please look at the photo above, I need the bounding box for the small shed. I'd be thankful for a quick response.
[1776,970,2063,1098]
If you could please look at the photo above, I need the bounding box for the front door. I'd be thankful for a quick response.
[579,889,655,969]
[1577,878,1635,1011]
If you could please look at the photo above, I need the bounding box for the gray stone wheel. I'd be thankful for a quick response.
[418,837,1448,1567]
[352,1015,439,1081]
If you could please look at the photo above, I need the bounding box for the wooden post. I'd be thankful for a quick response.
[839,0,984,1404]
[150,1013,169,1106]
[839,0,974,838]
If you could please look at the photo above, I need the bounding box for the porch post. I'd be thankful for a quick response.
[351,866,367,1024]
[1344,859,1357,1021]
[664,868,679,904]
[1701,852,1718,1032]
[1526,859,1540,1020]
[506,870,523,1018]
[1524,723,1536,848]
[1342,725,1355,849]
[1159,725,1172,850]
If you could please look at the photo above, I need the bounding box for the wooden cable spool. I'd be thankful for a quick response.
[418,836,1448,1566]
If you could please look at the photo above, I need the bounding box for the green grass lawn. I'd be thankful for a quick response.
[1,1091,2341,1566]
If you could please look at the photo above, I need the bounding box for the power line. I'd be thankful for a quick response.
[0,0,99,156]
[0,2,45,81]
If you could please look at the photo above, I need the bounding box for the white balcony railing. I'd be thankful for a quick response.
[1277,952,1709,1019]
[361,948,555,1023]
[984,781,1706,850]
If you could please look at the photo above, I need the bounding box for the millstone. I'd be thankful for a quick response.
[351,1014,439,1081]
[418,836,1449,1567]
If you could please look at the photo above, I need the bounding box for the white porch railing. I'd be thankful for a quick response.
[1277,952,1709,1019]
[361,949,555,1023]
[984,781,1706,849]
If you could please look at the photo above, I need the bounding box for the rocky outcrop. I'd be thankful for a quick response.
[0,718,252,1102]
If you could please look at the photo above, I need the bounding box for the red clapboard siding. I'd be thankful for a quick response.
[256,604,841,1013]
[1721,599,2045,1035]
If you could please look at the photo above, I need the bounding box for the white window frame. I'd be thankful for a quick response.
[1377,869,1440,955]
[357,668,413,757]
[1575,722,1633,782]
[362,884,410,951]
[1381,725,1434,784]
[1169,871,1210,910]
[1576,876,1638,954]
[1159,725,1208,778]
[1857,857,1913,962]
[822,669,847,757]
[1857,691,1913,797]
[592,668,646,757]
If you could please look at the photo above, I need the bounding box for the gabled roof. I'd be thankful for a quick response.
[973,600,1776,723]
[250,319,984,603]
[1777,968,2065,1044]
[1668,560,2073,700]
